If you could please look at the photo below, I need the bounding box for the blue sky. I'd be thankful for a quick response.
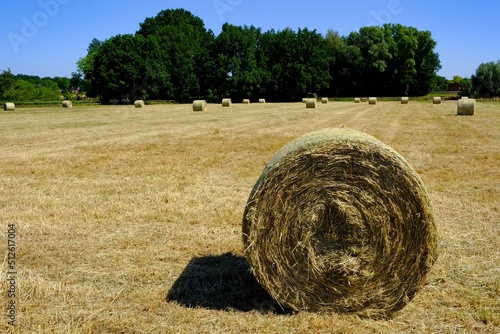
[1,0,498,79]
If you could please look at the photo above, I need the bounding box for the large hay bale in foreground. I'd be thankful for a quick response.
[433,97,442,104]
[368,97,377,105]
[3,102,15,111]
[134,100,145,108]
[242,128,437,317]
[457,98,475,115]
[305,98,317,109]
[192,100,207,112]
[222,98,232,107]
[401,97,409,104]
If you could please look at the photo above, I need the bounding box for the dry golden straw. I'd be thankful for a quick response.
[322,98,328,104]
[192,100,207,112]
[242,128,437,318]
[134,100,145,108]
[401,97,409,104]
[457,99,475,115]
[3,102,15,111]
[222,98,232,107]
[433,97,441,104]
[306,98,317,109]
[369,97,377,105]
[62,100,73,108]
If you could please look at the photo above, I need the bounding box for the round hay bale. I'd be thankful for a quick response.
[433,97,441,104]
[457,98,475,115]
[3,102,15,111]
[302,98,307,103]
[361,97,368,103]
[368,97,377,105]
[461,96,468,99]
[259,99,266,104]
[242,99,251,104]
[62,100,73,108]
[242,128,437,317]
[305,98,317,109]
[222,98,232,107]
[321,97,328,104]
[401,97,409,104]
[354,98,361,103]
[192,100,207,112]
[134,100,145,108]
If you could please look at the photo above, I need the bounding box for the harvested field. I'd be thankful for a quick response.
[0,101,498,333]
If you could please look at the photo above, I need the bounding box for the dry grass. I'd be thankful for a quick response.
[0,101,498,333]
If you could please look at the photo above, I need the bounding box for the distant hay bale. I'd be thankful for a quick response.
[433,97,442,104]
[134,100,145,108]
[305,98,317,109]
[192,100,207,112]
[368,97,377,105]
[457,98,475,115]
[259,99,266,104]
[222,98,232,107]
[321,97,328,104]
[242,128,437,317]
[62,100,73,108]
[461,96,468,99]
[354,98,361,103]
[302,98,307,103]
[401,97,409,104]
[242,99,251,104]
[361,98,368,103]
[3,102,15,111]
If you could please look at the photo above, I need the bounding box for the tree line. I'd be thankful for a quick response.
[74,9,445,102]
[2,9,499,103]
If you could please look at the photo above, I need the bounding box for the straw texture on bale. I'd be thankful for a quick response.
[242,128,437,318]
[368,97,377,105]
[322,98,329,104]
[242,99,251,104]
[259,99,266,104]
[354,98,361,103]
[433,97,442,104]
[457,98,475,115]
[306,98,317,109]
[192,100,207,112]
[134,100,145,108]
[401,97,409,104]
[222,98,232,107]
[3,102,15,111]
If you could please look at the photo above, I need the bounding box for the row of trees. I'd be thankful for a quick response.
[73,9,444,102]
[0,69,74,102]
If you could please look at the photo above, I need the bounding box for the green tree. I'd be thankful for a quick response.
[472,60,500,97]
[0,69,16,99]
[137,9,214,101]
[91,34,171,102]
[3,79,60,101]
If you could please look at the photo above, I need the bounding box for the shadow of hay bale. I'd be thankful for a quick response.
[166,252,290,314]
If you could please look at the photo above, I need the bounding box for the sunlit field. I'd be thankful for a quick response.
[1,101,499,333]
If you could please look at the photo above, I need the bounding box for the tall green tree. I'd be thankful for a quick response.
[91,34,171,102]
[137,9,214,101]
[473,60,500,97]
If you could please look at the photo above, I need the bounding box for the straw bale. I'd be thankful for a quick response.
[193,100,207,112]
[222,98,232,107]
[134,100,145,108]
[457,98,475,115]
[3,102,15,111]
[242,128,437,317]
[306,98,317,109]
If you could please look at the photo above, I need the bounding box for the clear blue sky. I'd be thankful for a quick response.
[1,0,499,80]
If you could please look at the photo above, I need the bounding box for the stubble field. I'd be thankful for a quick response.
[0,100,499,333]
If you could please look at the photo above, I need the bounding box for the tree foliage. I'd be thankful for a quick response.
[472,60,500,97]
